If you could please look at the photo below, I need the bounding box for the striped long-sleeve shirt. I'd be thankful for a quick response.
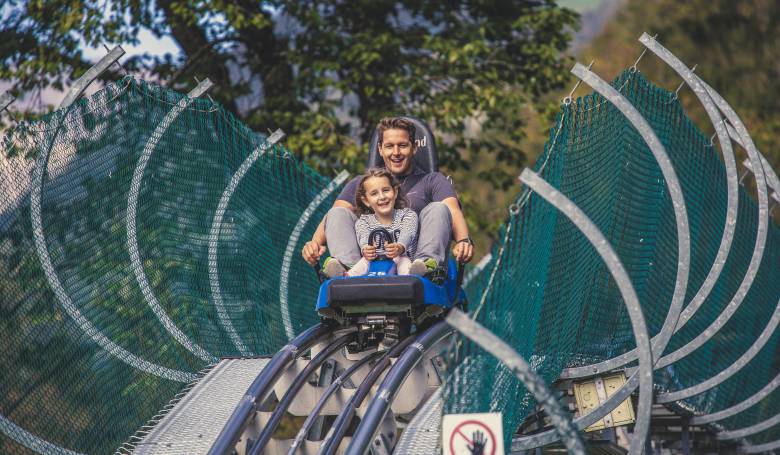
[355,208,418,259]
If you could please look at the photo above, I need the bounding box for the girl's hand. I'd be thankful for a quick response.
[362,244,377,261]
[452,240,474,263]
[385,243,405,259]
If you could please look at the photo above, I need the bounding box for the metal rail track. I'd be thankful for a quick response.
[317,332,421,455]
[248,329,357,454]
[346,322,453,455]
[287,350,385,454]
[209,323,331,455]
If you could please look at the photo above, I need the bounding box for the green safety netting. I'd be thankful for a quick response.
[0,76,341,454]
[447,69,780,444]
[1,67,779,455]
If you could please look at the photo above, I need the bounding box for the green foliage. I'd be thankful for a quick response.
[579,0,780,174]
[452,68,780,445]
[0,0,577,179]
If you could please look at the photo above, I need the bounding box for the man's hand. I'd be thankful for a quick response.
[302,240,326,266]
[362,244,378,261]
[452,240,474,264]
[385,243,405,259]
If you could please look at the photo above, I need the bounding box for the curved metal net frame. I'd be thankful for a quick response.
[0,76,341,454]
[0,44,779,454]
[446,68,780,446]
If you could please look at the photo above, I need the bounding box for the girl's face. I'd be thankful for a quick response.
[361,176,397,217]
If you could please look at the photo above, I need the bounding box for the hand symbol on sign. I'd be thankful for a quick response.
[468,430,486,455]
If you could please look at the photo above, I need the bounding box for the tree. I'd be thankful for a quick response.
[0,0,577,178]
[578,0,780,173]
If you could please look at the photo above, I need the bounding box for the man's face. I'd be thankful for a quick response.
[379,128,416,175]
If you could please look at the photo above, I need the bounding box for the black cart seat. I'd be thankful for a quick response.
[326,276,424,309]
[367,115,438,173]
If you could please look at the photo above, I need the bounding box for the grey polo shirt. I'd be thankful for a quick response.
[337,167,458,213]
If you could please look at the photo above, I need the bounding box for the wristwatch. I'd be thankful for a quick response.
[455,237,474,246]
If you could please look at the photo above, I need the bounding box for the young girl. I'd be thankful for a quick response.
[346,168,418,276]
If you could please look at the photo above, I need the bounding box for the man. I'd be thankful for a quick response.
[301,116,474,277]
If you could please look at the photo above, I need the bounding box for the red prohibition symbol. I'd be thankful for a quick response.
[448,419,497,455]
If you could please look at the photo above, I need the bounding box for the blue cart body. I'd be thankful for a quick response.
[316,258,464,318]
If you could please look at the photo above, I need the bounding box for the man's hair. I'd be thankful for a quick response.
[377,117,416,146]
[355,167,408,215]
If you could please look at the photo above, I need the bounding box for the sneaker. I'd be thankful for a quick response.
[409,258,439,276]
[322,257,347,278]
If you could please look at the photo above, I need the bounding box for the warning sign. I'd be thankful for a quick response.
[442,412,504,455]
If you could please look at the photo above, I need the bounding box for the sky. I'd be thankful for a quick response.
[82,28,180,62]
[0,17,182,110]
[556,0,604,13]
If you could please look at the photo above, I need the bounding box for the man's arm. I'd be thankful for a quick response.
[302,199,354,265]
[442,196,474,263]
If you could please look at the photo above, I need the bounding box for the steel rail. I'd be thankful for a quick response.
[634,33,739,338]
[446,308,586,455]
[741,438,780,454]
[346,322,454,455]
[717,411,780,440]
[691,370,780,425]
[59,46,125,108]
[248,329,357,454]
[684,158,778,427]
[0,415,84,455]
[655,77,773,402]
[559,62,690,380]
[650,76,770,373]
[739,152,780,205]
[208,128,285,355]
[318,332,420,455]
[288,350,385,455]
[127,79,217,363]
[208,323,331,455]
[658,297,780,404]
[754,155,780,195]
[512,169,653,454]
[30,48,195,382]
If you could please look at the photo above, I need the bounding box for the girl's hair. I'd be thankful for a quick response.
[355,167,407,215]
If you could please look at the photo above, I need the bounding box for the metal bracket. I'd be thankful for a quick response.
[368,433,393,455]
[308,359,337,440]
[741,158,780,206]
[572,373,636,432]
